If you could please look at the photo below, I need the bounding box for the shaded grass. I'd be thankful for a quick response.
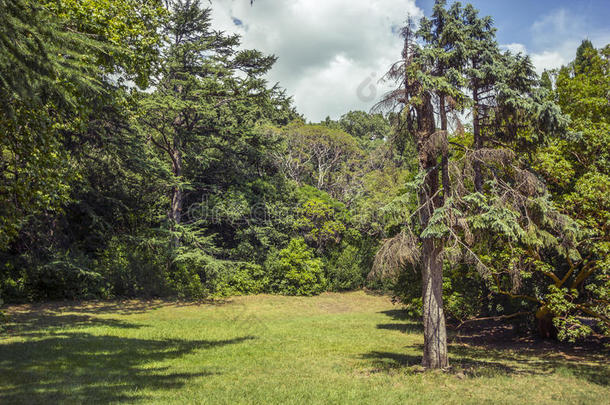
[1,292,608,404]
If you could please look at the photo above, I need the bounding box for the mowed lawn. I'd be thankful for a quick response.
[0,292,608,404]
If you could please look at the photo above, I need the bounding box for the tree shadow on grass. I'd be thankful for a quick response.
[379,309,411,321]
[449,343,609,385]
[376,323,424,333]
[4,297,233,318]
[376,309,424,333]
[0,332,255,404]
[363,345,609,385]
[59,298,233,314]
[362,346,609,384]
[370,309,609,385]
[362,349,516,376]
[361,351,422,372]
[2,298,235,337]
[2,313,145,337]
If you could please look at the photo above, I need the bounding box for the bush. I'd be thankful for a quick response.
[99,236,216,300]
[0,297,6,332]
[0,258,29,302]
[98,236,169,298]
[266,238,326,296]
[1,249,110,302]
[32,251,109,300]
[170,247,218,299]
[442,266,485,323]
[326,244,364,291]
[215,262,269,296]
[391,269,423,319]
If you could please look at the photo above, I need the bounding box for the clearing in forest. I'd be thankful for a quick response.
[1,292,608,404]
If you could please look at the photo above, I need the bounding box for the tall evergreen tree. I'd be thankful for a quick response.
[459,4,500,191]
[574,39,595,74]
[376,21,456,368]
[138,0,296,286]
[417,0,466,195]
[141,1,270,237]
[374,1,569,367]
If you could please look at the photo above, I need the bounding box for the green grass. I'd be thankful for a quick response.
[1,292,608,404]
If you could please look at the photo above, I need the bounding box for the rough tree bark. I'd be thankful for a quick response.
[170,147,183,223]
[421,239,448,367]
[416,92,449,369]
[472,86,483,192]
[169,145,183,247]
[439,95,450,195]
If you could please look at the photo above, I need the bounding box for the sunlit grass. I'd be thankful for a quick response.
[1,292,608,404]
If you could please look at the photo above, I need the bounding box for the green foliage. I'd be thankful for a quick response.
[351,166,413,237]
[442,265,488,323]
[0,0,167,286]
[165,261,206,300]
[392,263,487,324]
[39,253,109,300]
[325,244,364,291]
[0,0,607,353]
[42,0,167,88]
[296,198,346,252]
[98,236,169,297]
[337,110,391,150]
[545,285,593,342]
[215,263,269,296]
[8,250,109,301]
[574,39,596,74]
[266,238,326,296]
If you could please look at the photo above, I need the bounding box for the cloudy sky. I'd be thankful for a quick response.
[209,0,610,122]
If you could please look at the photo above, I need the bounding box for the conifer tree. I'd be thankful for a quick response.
[376,21,455,369]
[374,1,569,367]
[139,0,292,252]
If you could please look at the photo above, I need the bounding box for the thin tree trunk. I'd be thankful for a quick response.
[439,96,450,195]
[317,161,325,190]
[473,88,483,192]
[170,147,183,247]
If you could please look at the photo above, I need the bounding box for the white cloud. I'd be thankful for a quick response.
[501,7,610,74]
[531,8,571,44]
[502,43,527,55]
[530,51,566,73]
[208,3,608,119]
[502,43,566,74]
[209,0,422,122]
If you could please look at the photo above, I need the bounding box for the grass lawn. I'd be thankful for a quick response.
[1,291,608,404]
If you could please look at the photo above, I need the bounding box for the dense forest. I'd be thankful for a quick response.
[1,0,608,369]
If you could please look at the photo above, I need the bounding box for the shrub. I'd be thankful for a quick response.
[326,244,364,291]
[215,262,269,296]
[266,238,326,296]
[98,234,207,298]
[98,237,169,298]
[0,259,29,302]
[32,251,109,300]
